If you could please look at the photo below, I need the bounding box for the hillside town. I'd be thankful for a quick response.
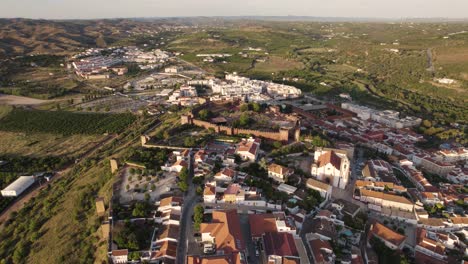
[0,25,467,264]
[86,63,467,263]
[2,43,467,264]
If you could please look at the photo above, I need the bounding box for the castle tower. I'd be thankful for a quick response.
[294,120,301,142]
[110,158,118,174]
[181,114,193,125]
[295,127,301,142]
[279,127,290,142]
[140,135,149,146]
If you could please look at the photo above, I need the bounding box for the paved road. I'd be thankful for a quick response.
[176,152,197,264]
[239,214,258,264]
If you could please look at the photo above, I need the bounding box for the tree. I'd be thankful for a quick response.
[184,137,196,147]
[132,202,149,217]
[251,102,261,112]
[240,103,249,112]
[179,167,189,181]
[194,205,204,230]
[12,242,27,264]
[239,113,250,127]
[178,181,188,192]
[198,109,211,121]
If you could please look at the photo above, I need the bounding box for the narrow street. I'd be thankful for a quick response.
[176,151,197,264]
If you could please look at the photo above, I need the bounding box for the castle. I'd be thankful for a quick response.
[181,111,300,143]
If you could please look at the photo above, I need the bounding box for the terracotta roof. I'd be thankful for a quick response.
[309,239,333,263]
[217,168,237,178]
[368,222,406,247]
[173,159,188,167]
[416,228,446,256]
[159,224,180,240]
[237,140,258,155]
[159,196,183,208]
[414,250,447,264]
[200,210,245,253]
[316,151,342,169]
[419,218,445,227]
[306,178,331,191]
[248,214,277,237]
[450,217,468,225]
[263,232,299,258]
[112,249,128,256]
[360,189,413,205]
[153,240,177,258]
[282,257,300,264]
[204,185,216,196]
[268,163,293,176]
[187,253,241,264]
[224,184,242,195]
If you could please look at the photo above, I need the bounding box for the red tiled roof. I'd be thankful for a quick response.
[200,210,245,253]
[112,249,128,256]
[248,214,277,238]
[317,151,342,169]
[204,185,216,196]
[263,232,298,258]
[309,239,332,263]
[368,222,406,247]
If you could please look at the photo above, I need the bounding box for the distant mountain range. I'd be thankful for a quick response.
[0,16,467,58]
[0,18,168,58]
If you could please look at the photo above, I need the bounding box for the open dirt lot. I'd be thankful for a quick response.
[0,94,47,105]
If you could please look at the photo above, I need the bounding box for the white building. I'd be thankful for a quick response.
[268,163,294,183]
[311,148,350,189]
[306,178,332,200]
[1,176,35,197]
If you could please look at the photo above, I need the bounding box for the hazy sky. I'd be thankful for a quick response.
[0,0,467,19]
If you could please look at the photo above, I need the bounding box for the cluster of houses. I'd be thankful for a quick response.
[186,73,302,103]
[71,46,175,79]
[72,56,126,79]
[341,102,422,129]
[110,196,183,264]
[187,208,308,264]
[367,218,465,264]
[305,101,466,187]
[167,85,206,106]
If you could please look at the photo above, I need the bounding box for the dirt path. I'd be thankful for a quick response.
[0,94,48,105]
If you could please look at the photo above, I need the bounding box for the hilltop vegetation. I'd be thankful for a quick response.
[0,109,136,135]
[169,21,468,125]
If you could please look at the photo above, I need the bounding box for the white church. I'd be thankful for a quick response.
[311,148,350,189]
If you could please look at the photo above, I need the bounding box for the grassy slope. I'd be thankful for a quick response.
[0,131,103,157]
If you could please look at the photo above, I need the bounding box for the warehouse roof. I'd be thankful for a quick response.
[1,176,35,192]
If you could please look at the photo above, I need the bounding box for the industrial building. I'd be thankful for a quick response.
[1,176,35,197]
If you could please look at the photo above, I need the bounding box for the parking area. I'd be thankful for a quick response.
[118,166,178,203]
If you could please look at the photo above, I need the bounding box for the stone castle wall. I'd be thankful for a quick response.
[183,114,291,141]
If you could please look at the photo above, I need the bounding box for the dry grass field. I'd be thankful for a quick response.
[0,131,104,157]
[253,56,303,73]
